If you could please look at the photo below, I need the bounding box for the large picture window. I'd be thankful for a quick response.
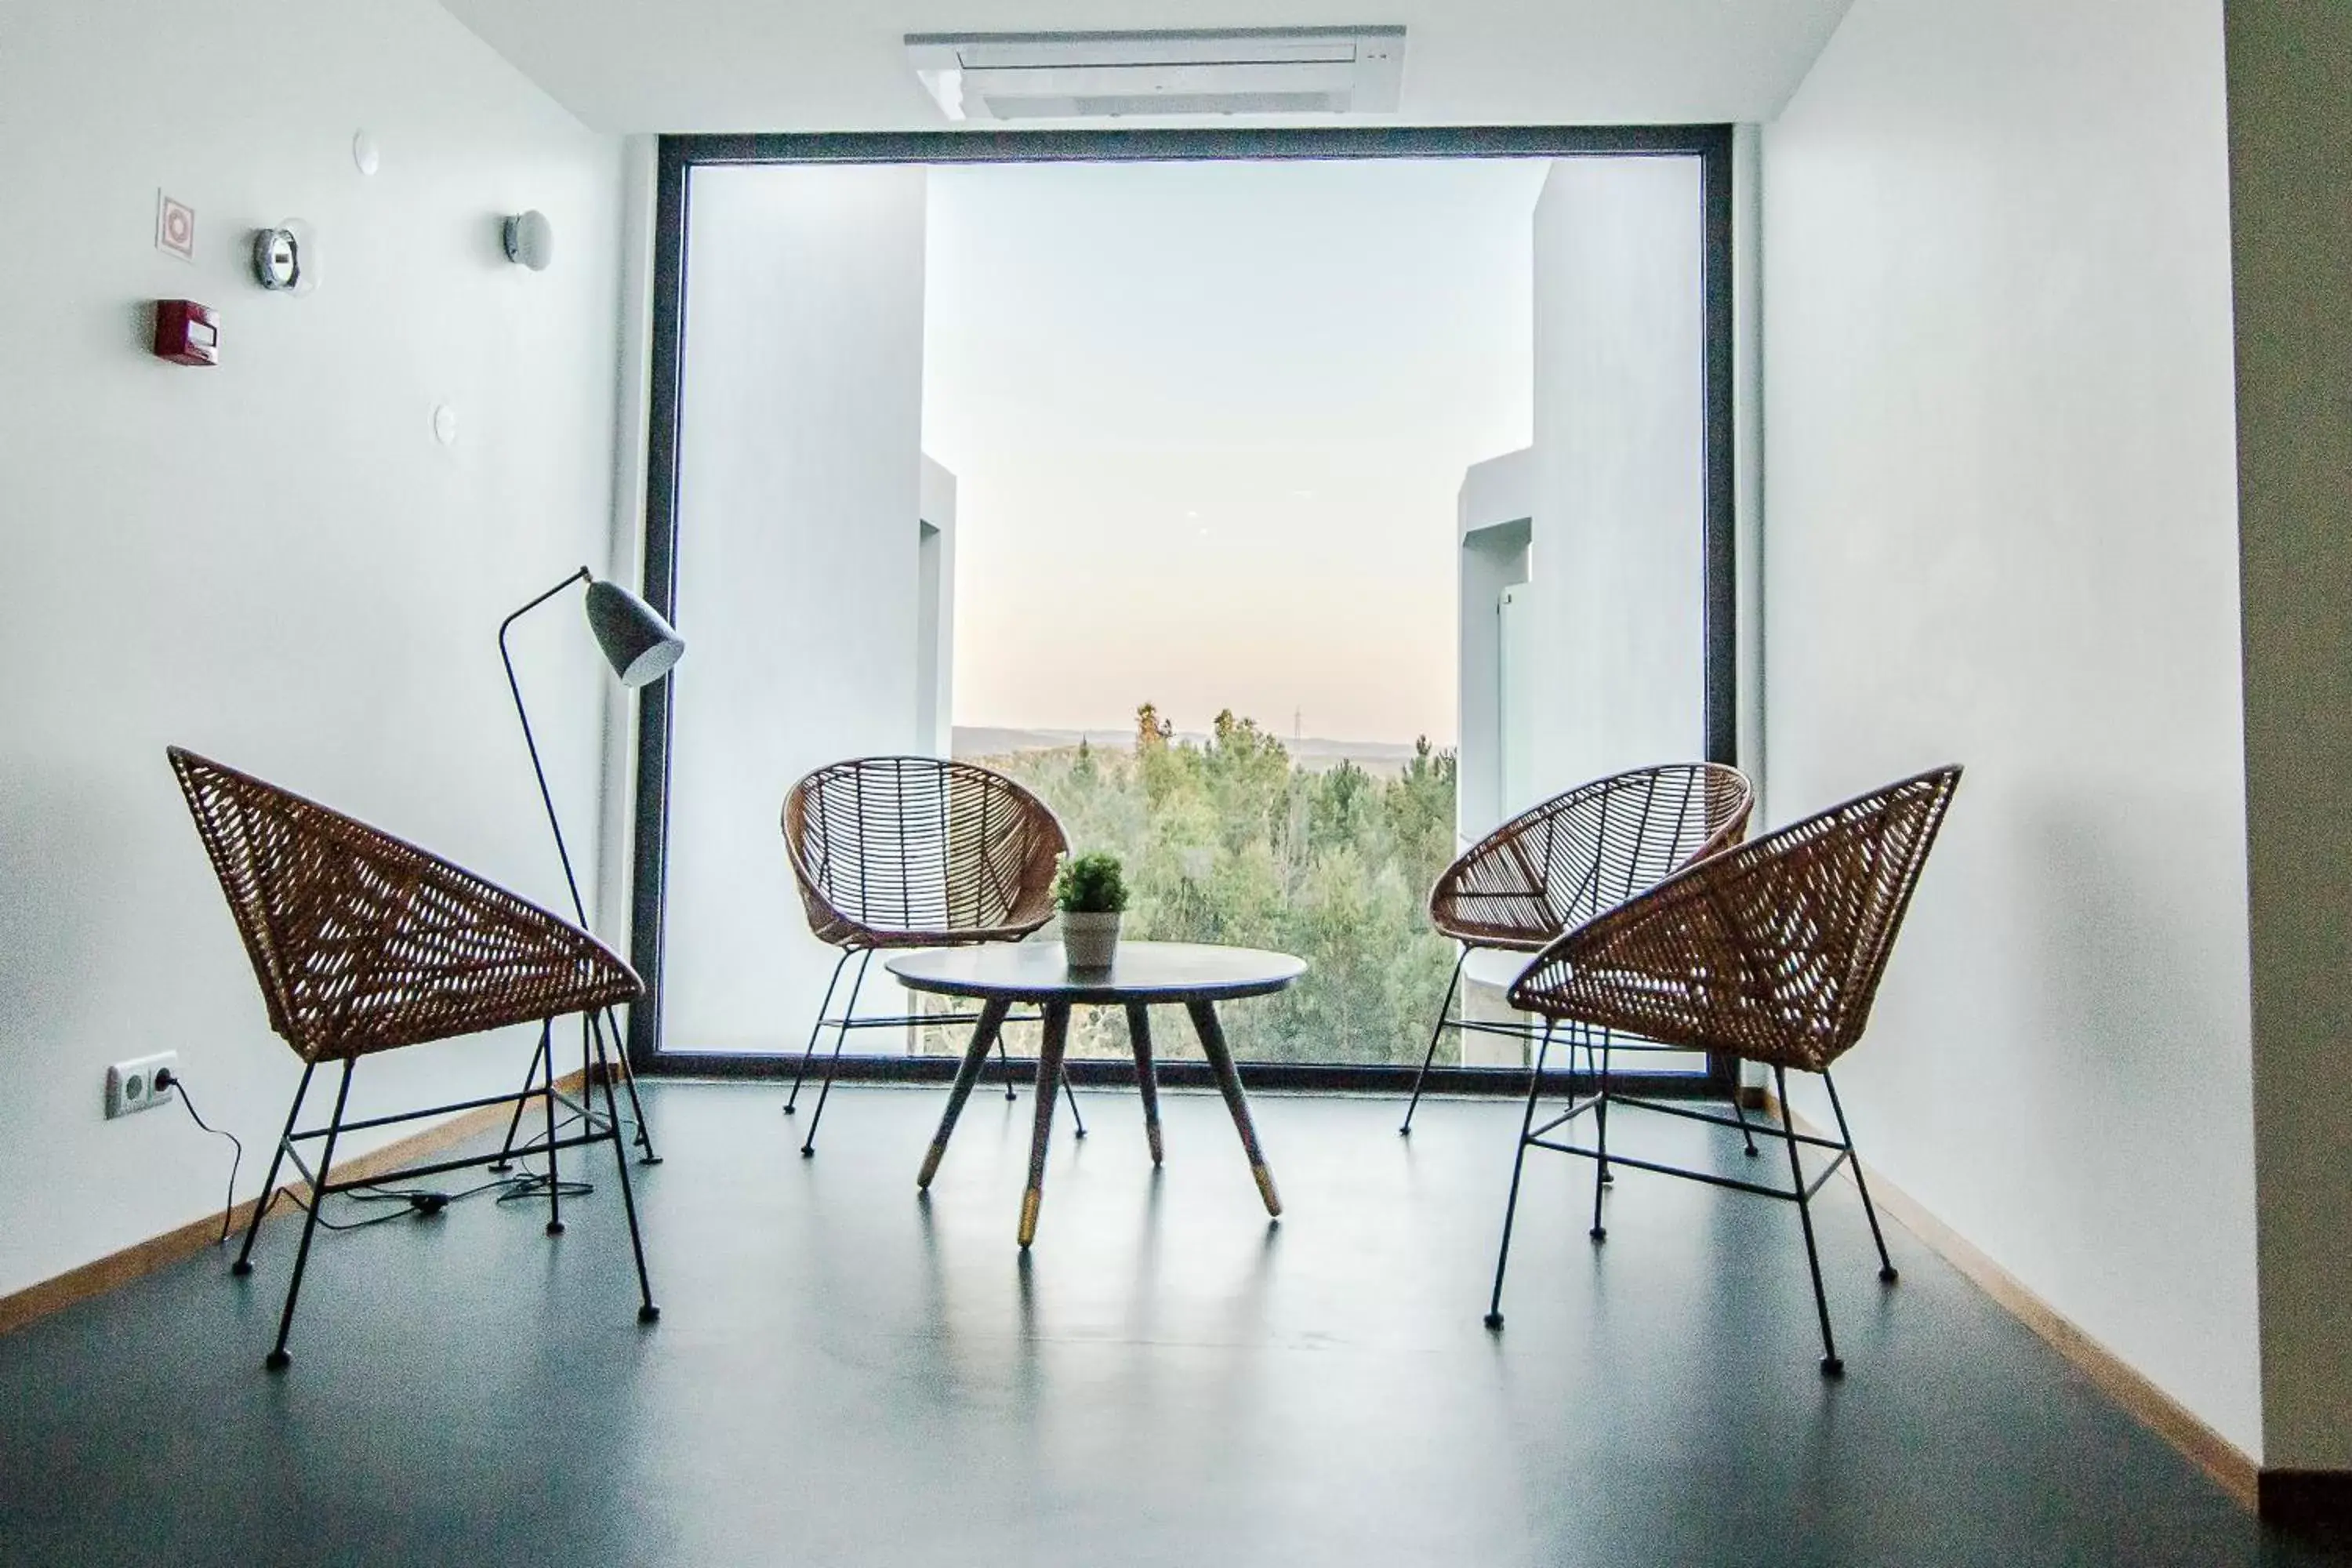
[630,128,1733,1094]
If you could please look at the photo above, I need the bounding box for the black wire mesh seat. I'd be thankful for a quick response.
[1399,763,1754,1131]
[1484,765,1962,1375]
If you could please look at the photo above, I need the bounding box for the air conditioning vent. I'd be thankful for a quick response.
[906,28,1406,122]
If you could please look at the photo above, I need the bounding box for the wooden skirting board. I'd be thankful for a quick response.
[1762,1089,2263,1513]
[0,1067,592,1339]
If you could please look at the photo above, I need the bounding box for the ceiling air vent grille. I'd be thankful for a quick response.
[906,28,1406,122]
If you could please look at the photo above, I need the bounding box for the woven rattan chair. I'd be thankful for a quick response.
[168,746,659,1370]
[1399,763,1754,1133]
[780,756,1081,1154]
[1483,764,1962,1375]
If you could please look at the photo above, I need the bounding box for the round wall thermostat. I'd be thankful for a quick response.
[253,227,300,290]
[251,221,319,296]
[352,131,381,176]
[432,405,459,446]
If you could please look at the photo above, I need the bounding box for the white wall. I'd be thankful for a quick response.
[2225,0,2352,1474]
[0,2,626,1297]
[1525,158,1708,801]
[659,165,930,1052]
[1762,0,2258,1454]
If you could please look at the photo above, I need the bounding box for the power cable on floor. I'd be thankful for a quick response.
[155,1067,241,1246]
[158,1066,593,1245]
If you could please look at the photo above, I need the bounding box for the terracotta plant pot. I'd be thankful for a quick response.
[1060,910,1122,970]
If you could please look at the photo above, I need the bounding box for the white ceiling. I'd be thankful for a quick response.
[433,0,1856,135]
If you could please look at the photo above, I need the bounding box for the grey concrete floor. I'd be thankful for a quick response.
[0,1080,2339,1566]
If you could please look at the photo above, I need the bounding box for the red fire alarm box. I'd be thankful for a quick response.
[153,299,220,366]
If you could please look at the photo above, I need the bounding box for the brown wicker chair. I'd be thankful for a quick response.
[168,746,659,1370]
[1400,762,1755,1133]
[779,756,1077,1154]
[1483,764,1962,1376]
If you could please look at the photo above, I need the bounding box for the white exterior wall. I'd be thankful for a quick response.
[1524,160,1708,802]
[1762,0,2259,1454]
[0,2,626,1296]
[916,456,958,760]
[1449,162,1705,1069]
[1456,448,1534,844]
[659,165,931,1052]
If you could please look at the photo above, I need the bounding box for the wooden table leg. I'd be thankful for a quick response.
[1185,1000,1282,1217]
[918,996,1011,1190]
[1127,1002,1163,1166]
[1018,1001,1071,1247]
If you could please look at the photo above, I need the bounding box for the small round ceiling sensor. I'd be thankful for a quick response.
[503,210,555,271]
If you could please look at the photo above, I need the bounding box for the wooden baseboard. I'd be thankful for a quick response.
[0,1068,590,1339]
[1762,1091,2261,1512]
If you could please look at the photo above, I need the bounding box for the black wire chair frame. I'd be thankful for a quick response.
[168,747,659,1371]
[1480,765,1962,1377]
[779,757,1087,1155]
[1400,763,1755,1134]
[785,947,1087,1148]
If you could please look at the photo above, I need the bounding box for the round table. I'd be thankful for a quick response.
[886,941,1306,1247]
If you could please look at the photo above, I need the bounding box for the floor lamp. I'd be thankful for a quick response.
[495,566,683,1170]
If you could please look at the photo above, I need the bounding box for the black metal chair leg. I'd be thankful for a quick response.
[602,1007,661,1163]
[1575,1025,1613,1185]
[489,1027,550,1173]
[999,1032,1019,1101]
[1062,1066,1087,1138]
[539,1020,565,1236]
[800,951,870,1156]
[1402,946,1468,1135]
[1485,1024,1552,1330]
[1823,1072,1897,1283]
[1730,1066,1761,1158]
[266,1059,356,1371]
[1590,1040,1613,1239]
[232,1062,315,1276]
[786,949,853,1115]
[590,1018,661,1323]
[1777,1066,1843,1377]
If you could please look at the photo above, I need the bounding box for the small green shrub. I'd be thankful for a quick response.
[1054,851,1129,914]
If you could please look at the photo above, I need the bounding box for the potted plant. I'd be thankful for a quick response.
[1054,851,1128,970]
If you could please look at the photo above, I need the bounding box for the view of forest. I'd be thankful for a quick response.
[938,705,1461,1066]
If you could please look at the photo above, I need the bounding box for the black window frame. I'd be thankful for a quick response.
[628,125,1738,1100]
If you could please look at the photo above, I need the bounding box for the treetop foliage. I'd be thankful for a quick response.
[974,702,1461,1065]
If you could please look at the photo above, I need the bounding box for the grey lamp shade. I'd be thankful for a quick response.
[583,579,684,688]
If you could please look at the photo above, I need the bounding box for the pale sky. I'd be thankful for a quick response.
[922,158,1548,747]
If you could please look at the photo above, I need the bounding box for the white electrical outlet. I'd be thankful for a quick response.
[105,1051,178,1119]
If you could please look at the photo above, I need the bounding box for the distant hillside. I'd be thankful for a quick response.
[953,724,1432,775]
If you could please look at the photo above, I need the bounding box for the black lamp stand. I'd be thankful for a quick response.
[495,566,662,1167]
